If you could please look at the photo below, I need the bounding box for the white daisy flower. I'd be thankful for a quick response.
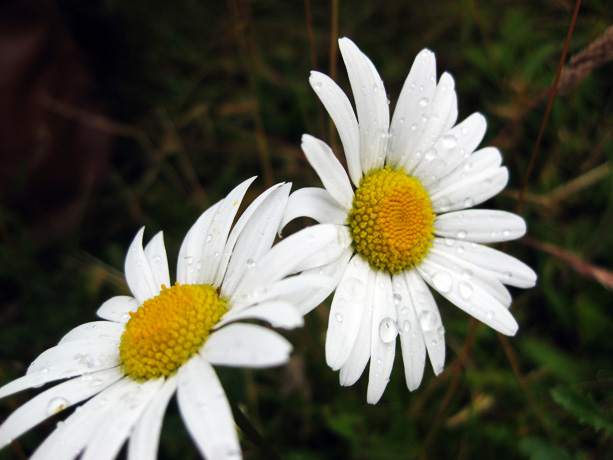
[282,38,537,404]
[0,177,338,460]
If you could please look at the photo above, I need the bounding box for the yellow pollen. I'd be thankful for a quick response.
[348,166,436,273]
[119,282,227,381]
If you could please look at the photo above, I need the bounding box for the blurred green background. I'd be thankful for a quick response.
[1,0,611,459]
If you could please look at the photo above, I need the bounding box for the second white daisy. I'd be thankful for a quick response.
[283,38,537,404]
[0,177,338,460]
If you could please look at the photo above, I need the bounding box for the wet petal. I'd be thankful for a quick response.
[280,187,349,229]
[434,210,526,243]
[143,232,170,292]
[125,228,160,304]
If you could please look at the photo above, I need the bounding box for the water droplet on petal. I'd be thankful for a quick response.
[432,271,453,293]
[456,230,467,239]
[485,310,495,320]
[335,313,344,323]
[503,229,511,237]
[419,311,437,331]
[47,397,69,415]
[437,326,445,336]
[314,81,322,89]
[402,320,411,333]
[393,293,402,305]
[461,269,473,280]
[424,148,437,161]
[458,281,474,300]
[441,134,457,149]
[90,379,104,388]
[411,123,417,131]
[379,317,398,343]
[464,198,474,208]
[246,259,255,268]
[185,256,194,266]
[206,234,212,242]
[419,97,429,107]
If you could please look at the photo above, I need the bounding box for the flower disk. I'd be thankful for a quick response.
[119,282,227,380]
[348,167,436,273]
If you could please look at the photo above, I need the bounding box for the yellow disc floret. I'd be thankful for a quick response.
[119,282,227,381]
[348,166,435,273]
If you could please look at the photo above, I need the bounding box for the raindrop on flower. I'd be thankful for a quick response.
[344,277,367,302]
[402,320,411,333]
[441,134,457,148]
[392,293,402,305]
[464,198,474,208]
[379,317,398,343]
[419,311,437,331]
[456,230,467,239]
[47,397,69,415]
[335,313,344,323]
[206,234,212,242]
[419,97,429,107]
[458,281,474,300]
[185,256,194,266]
[486,310,495,320]
[246,258,255,268]
[424,148,437,161]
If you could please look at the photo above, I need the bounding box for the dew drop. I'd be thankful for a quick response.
[402,320,411,333]
[411,123,417,131]
[437,326,445,336]
[90,379,104,388]
[461,269,473,280]
[185,256,194,266]
[503,229,511,237]
[213,251,220,258]
[314,81,322,89]
[206,234,212,242]
[461,127,468,136]
[335,313,344,323]
[399,117,405,124]
[441,134,457,149]
[392,293,402,305]
[464,198,474,208]
[47,397,69,415]
[458,281,474,300]
[379,317,398,343]
[504,272,513,281]
[456,230,467,239]
[485,310,495,320]
[246,258,255,268]
[431,271,453,293]
[152,254,161,262]
[419,311,437,331]
[401,307,409,316]
[424,148,437,161]
[419,97,429,107]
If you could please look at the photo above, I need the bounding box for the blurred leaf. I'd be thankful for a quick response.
[519,338,591,383]
[518,437,576,460]
[551,385,613,436]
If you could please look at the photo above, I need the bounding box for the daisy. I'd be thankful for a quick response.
[0,177,338,460]
[282,38,537,404]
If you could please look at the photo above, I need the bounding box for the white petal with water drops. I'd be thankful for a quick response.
[434,210,526,243]
[309,70,362,186]
[58,321,124,345]
[367,272,397,404]
[281,187,349,229]
[143,231,170,293]
[177,357,241,460]
[96,296,139,323]
[124,227,160,305]
[326,255,373,370]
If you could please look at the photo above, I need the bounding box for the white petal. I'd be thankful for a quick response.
[404,270,446,375]
[326,254,373,370]
[25,339,119,385]
[431,167,508,213]
[0,368,123,449]
[301,135,354,209]
[125,228,160,304]
[440,238,536,288]
[229,274,337,317]
[387,48,437,169]
[280,187,349,229]
[203,323,292,368]
[213,183,285,287]
[96,296,139,323]
[177,200,222,285]
[366,272,396,404]
[29,378,133,460]
[58,321,124,345]
[177,358,241,460]
[217,301,304,330]
[143,231,171,291]
[430,146,502,194]
[434,210,527,243]
[430,241,512,307]
[392,274,426,391]
[128,377,178,460]
[290,225,352,274]
[416,258,519,335]
[407,73,459,178]
[289,247,354,315]
[220,184,290,296]
[80,378,164,460]
[310,71,362,186]
[198,177,256,285]
[230,224,338,300]
[413,112,486,187]
[338,37,390,173]
[339,290,373,387]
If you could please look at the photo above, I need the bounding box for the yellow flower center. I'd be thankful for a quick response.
[348,167,435,273]
[119,282,227,381]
